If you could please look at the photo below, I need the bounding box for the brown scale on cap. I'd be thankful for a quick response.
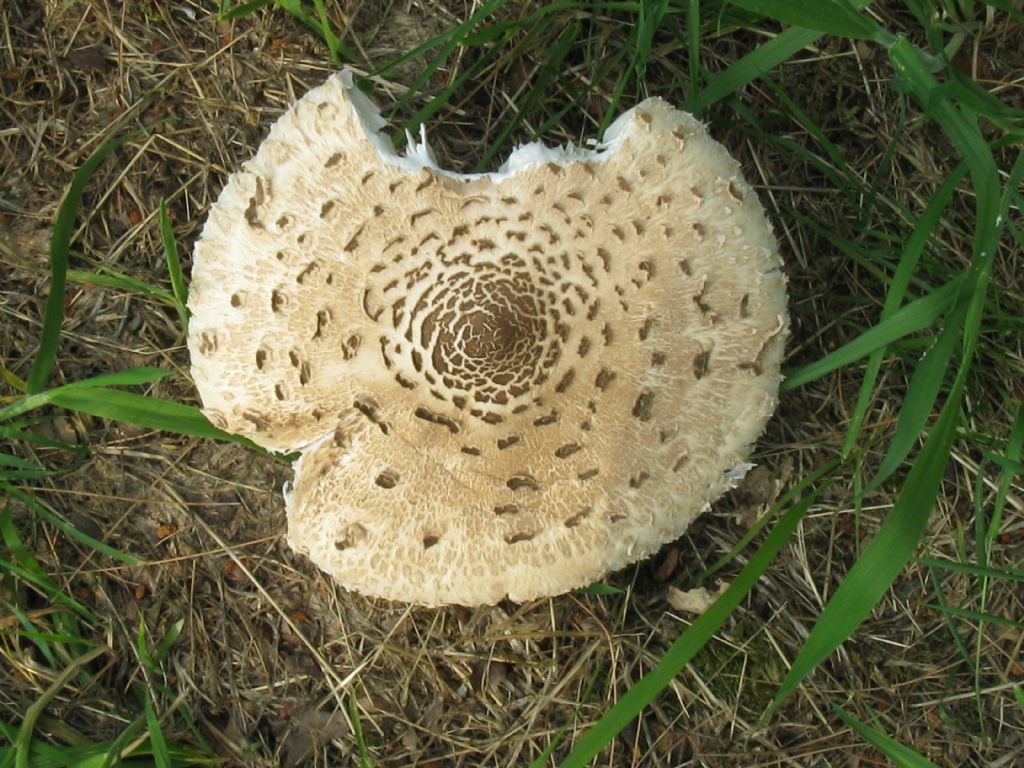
[188,70,788,606]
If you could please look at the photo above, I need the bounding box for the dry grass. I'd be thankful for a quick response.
[1,1,1022,766]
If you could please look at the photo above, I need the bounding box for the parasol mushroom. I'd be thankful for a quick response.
[188,70,787,606]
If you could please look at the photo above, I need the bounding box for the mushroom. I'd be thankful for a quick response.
[188,70,787,606]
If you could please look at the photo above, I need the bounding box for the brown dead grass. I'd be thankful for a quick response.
[1,1,1022,766]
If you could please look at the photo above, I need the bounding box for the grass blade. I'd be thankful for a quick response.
[158,200,189,335]
[0,420,83,460]
[687,0,873,113]
[0,368,170,423]
[926,603,1024,629]
[702,459,841,581]
[842,164,968,460]
[686,0,701,103]
[634,0,671,81]
[348,690,372,768]
[152,619,184,665]
[1,364,26,394]
[728,0,882,40]
[45,388,250,445]
[0,453,54,482]
[218,0,274,19]
[310,0,354,64]
[14,646,107,768]
[914,556,1024,583]
[835,705,941,767]
[763,384,963,720]
[863,300,964,491]
[3,485,138,565]
[554,473,832,768]
[371,0,506,89]
[388,0,509,119]
[0,506,95,621]
[474,22,580,171]
[144,697,171,768]
[27,132,137,395]
[687,27,819,113]
[765,121,1015,722]
[781,275,962,391]
[888,40,1001,225]
[986,401,1024,544]
[983,0,1024,24]
[67,267,177,306]
[0,454,48,471]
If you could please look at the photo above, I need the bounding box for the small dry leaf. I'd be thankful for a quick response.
[651,545,679,583]
[278,708,350,768]
[420,697,444,729]
[65,46,107,73]
[64,508,102,540]
[666,582,729,615]
[470,658,509,693]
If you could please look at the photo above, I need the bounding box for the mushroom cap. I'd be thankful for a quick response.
[188,71,787,606]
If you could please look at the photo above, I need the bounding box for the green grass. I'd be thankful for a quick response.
[218,0,355,63]
[835,705,943,768]
[0,121,222,768]
[25,132,140,396]
[547,460,838,768]
[158,200,189,337]
[3,0,1023,764]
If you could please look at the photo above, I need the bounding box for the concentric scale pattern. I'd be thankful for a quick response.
[188,71,788,605]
